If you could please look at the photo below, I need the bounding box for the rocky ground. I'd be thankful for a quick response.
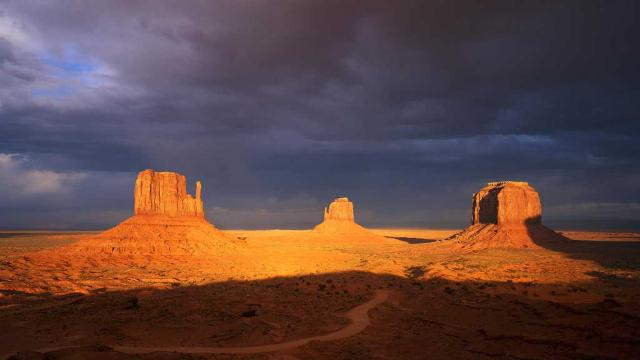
[0,228,639,359]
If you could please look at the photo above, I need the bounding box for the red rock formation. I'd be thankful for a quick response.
[313,197,377,236]
[323,197,355,222]
[66,169,241,256]
[134,169,204,218]
[472,181,542,226]
[445,181,565,250]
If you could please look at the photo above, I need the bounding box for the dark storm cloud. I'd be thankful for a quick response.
[0,0,638,229]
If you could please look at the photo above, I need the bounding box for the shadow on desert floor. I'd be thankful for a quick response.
[385,236,437,244]
[547,239,640,270]
[2,270,640,360]
[520,220,640,271]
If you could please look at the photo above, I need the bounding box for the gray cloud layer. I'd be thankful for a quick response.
[1,1,639,230]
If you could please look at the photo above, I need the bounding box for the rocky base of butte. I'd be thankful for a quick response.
[52,174,568,254]
[66,169,240,256]
[445,181,566,250]
[312,197,377,237]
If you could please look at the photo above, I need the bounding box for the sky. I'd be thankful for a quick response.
[0,1,639,230]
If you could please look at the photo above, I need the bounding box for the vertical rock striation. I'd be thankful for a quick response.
[134,169,204,218]
[471,181,542,226]
[323,197,355,222]
[445,181,565,250]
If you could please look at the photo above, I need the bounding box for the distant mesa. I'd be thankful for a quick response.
[67,169,241,256]
[313,197,376,236]
[445,181,566,249]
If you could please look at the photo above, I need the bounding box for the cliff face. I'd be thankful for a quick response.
[134,169,204,218]
[323,197,355,222]
[472,181,542,226]
[446,181,564,250]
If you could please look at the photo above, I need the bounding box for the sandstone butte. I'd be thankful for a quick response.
[445,181,566,250]
[134,169,205,218]
[312,197,378,237]
[65,169,241,256]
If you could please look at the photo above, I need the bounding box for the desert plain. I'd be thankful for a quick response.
[0,173,639,360]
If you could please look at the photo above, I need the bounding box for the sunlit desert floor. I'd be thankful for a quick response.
[1,228,640,359]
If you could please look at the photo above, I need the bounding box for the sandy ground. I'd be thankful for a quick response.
[1,228,639,359]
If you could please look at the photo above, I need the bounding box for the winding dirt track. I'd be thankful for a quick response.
[18,289,389,357]
[114,289,389,355]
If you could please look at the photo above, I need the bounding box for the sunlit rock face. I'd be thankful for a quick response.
[445,181,565,250]
[313,197,374,236]
[134,169,204,218]
[323,197,355,222]
[472,182,542,226]
[64,169,241,256]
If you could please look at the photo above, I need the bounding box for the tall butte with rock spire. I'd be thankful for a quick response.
[134,169,205,218]
[444,181,566,250]
[313,197,379,237]
[68,169,241,256]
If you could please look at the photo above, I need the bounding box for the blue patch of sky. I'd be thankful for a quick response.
[40,45,97,77]
[33,45,101,99]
